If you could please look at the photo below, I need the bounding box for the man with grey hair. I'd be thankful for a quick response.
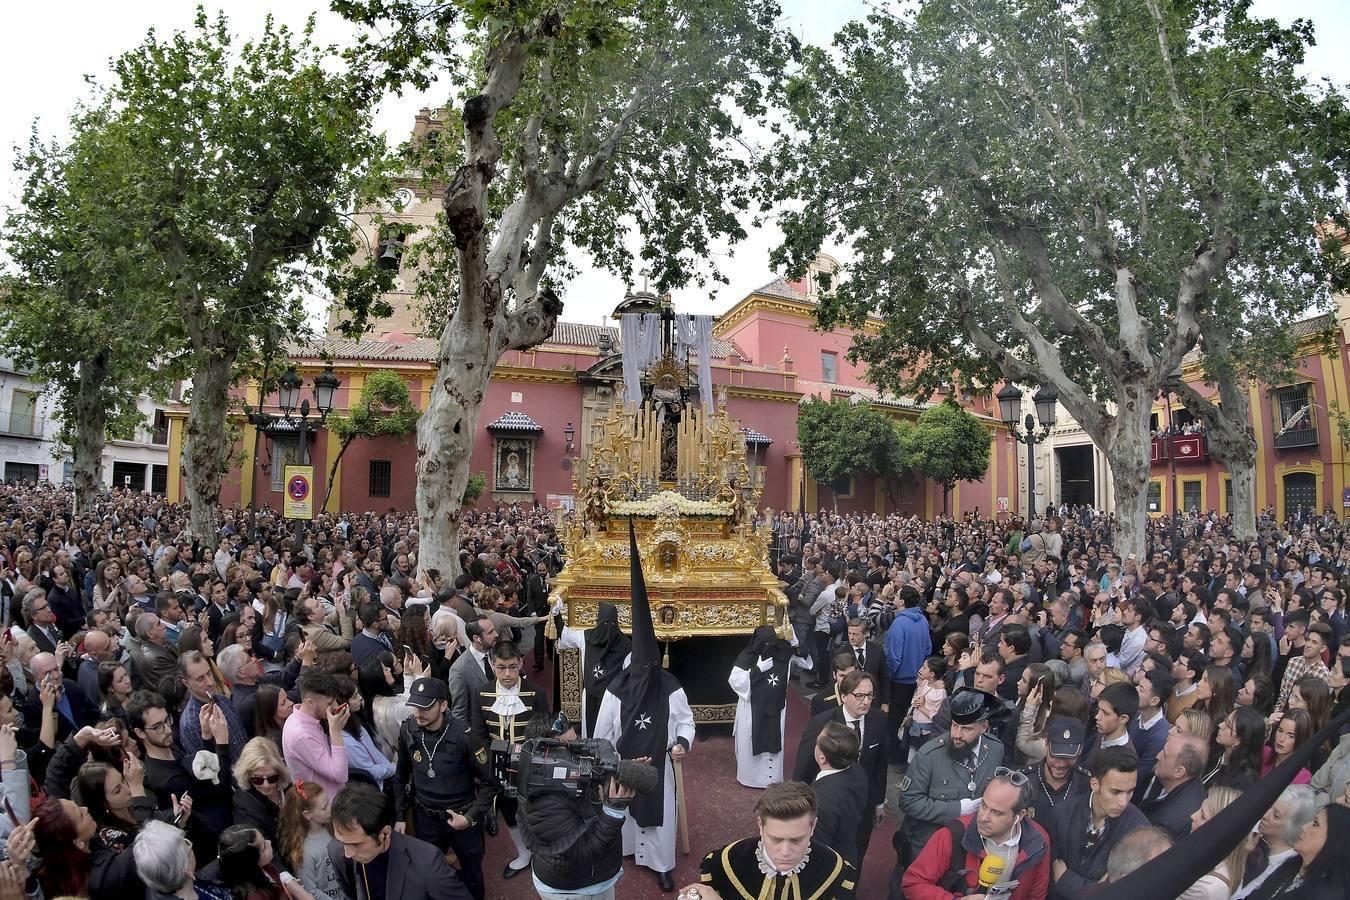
[1137,730,1208,840]
[132,819,194,895]
[217,641,300,734]
[379,583,405,625]
[1104,826,1173,883]
[130,612,178,690]
[1233,784,1322,899]
[21,587,60,654]
[21,651,88,742]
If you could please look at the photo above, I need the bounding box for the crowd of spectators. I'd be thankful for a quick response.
[2,479,1350,898]
[769,503,1350,898]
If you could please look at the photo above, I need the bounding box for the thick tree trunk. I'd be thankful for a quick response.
[183,350,235,550]
[1104,400,1154,562]
[1228,463,1257,541]
[1205,425,1257,541]
[1171,375,1258,542]
[416,316,495,581]
[71,350,110,516]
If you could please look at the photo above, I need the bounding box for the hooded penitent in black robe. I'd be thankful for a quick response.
[734,625,794,755]
[582,602,631,737]
[603,519,684,829]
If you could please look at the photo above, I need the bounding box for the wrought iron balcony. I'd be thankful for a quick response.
[1273,425,1317,450]
[0,409,44,439]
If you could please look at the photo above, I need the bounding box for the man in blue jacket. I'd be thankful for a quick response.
[884,585,931,764]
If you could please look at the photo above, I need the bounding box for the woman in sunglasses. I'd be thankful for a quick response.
[232,736,290,847]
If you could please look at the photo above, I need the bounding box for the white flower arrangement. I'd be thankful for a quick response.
[610,490,732,517]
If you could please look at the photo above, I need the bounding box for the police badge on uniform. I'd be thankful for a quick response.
[475,746,489,765]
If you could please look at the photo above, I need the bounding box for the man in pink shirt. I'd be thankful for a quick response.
[282,670,350,798]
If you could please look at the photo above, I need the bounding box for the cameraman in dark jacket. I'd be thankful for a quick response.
[521,774,635,898]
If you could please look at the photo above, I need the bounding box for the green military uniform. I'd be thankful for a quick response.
[897,733,1005,860]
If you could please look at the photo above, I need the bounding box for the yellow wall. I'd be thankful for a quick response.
[166,413,186,502]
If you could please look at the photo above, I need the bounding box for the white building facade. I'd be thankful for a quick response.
[0,357,172,491]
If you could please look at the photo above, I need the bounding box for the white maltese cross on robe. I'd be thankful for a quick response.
[766,673,780,686]
[592,665,605,680]
[634,713,653,730]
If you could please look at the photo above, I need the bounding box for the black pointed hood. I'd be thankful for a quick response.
[626,517,660,683]
[602,517,681,828]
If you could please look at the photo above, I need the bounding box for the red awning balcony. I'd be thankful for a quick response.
[1152,433,1209,464]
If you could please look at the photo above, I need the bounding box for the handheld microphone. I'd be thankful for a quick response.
[978,854,1006,889]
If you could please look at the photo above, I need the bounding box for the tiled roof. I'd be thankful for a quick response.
[741,427,774,445]
[796,380,931,412]
[485,411,543,432]
[293,336,442,362]
[1291,312,1334,339]
[795,381,1003,424]
[546,321,740,359]
[1182,311,1335,365]
[297,321,741,361]
[751,277,811,302]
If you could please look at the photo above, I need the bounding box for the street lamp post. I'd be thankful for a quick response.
[997,383,1058,520]
[245,364,341,546]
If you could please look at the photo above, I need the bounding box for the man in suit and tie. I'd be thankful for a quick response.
[810,648,859,716]
[1135,730,1208,840]
[843,618,889,709]
[22,588,62,654]
[448,616,499,723]
[329,782,471,900]
[809,721,870,868]
[524,559,553,671]
[23,651,90,743]
[794,670,889,871]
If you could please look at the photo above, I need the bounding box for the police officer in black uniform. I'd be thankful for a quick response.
[394,677,499,900]
[469,640,549,881]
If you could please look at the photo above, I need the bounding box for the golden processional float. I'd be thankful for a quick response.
[551,306,789,726]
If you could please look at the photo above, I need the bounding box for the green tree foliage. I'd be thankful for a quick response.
[797,396,908,509]
[0,103,185,514]
[332,0,798,576]
[462,471,487,506]
[321,370,420,511]
[905,400,991,514]
[100,10,396,545]
[766,0,1346,557]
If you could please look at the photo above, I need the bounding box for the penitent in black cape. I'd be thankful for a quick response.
[734,625,794,755]
[603,519,684,829]
[582,601,631,736]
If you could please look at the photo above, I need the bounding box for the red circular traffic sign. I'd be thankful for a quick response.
[288,474,311,501]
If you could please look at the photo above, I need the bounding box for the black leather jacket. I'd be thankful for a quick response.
[521,790,625,892]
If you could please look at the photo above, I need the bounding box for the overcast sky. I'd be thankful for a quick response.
[2,1,1346,329]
